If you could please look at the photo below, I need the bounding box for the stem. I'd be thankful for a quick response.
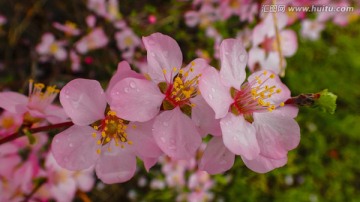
[0,121,73,145]
[271,0,285,77]
[22,178,47,202]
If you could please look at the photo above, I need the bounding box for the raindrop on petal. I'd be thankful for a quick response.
[129,81,136,88]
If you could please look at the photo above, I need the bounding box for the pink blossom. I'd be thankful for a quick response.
[115,28,141,60]
[53,21,81,36]
[109,33,217,160]
[301,19,325,40]
[199,38,300,173]
[52,63,162,184]
[0,80,67,125]
[148,15,157,24]
[35,153,95,202]
[36,33,67,61]
[75,27,109,54]
[249,13,298,74]
[70,50,82,72]
[0,15,6,26]
[0,111,23,137]
[185,4,218,28]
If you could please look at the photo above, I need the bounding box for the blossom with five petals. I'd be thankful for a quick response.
[199,38,300,173]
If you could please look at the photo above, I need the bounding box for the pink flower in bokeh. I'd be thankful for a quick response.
[36,33,67,61]
[249,13,298,74]
[75,27,109,54]
[115,28,141,60]
[301,19,325,40]
[52,63,162,184]
[199,38,300,173]
[0,15,6,26]
[148,15,157,24]
[185,4,218,28]
[70,49,81,72]
[109,33,219,160]
[0,111,22,137]
[0,80,67,125]
[53,21,81,36]
[35,153,95,202]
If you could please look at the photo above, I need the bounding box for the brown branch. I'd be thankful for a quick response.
[0,121,73,145]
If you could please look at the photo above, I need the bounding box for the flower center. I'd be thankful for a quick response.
[231,71,285,117]
[91,111,133,154]
[28,80,60,111]
[1,117,14,129]
[160,65,200,111]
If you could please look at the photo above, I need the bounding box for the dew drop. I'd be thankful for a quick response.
[54,139,59,143]
[168,144,176,150]
[129,81,136,88]
[211,88,216,93]
[163,51,169,57]
[124,88,130,93]
[208,94,213,100]
[239,54,246,62]
[136,88,140,92]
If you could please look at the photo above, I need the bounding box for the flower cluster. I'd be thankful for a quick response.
[46,32,300,185]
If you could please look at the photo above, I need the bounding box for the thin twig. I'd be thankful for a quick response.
[0,121,73,145]
[271,0,285,77]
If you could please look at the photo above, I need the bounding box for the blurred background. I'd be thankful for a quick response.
[0,0,359,201]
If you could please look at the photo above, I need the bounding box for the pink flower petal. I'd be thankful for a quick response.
[110,78,164,122]
[52,125,100,170]
[199,67,233,119]
[142,33,183,83]
[142,157,159,172]
[241,154,287,173]
[182,58,208,81]
[127,121,163,158]
[220,113,260,160]
[280,30,298,57]
[106,61,144,102]
[60,79,106,126]
[199,137,235,174]
[248,47,265,72]
[0,92,28,114]
[219,38,247,88]
[248,70,290,105]
[43,105,69,124]
[191,96,222,137]
[95,150,136,184]
[152,107,202,160]
[253,111,300,159]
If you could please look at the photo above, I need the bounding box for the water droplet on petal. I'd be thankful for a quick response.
[168,144,176,150]
[163,51,168,57]
[160,137,166,143]
[208,94,213,100]
[129,81,136,88]
[239,54,246,62]
[136,88,140,92]
[124,88,130,93]
[54,139,59,143]
[69,143,73,147]
[211,88,216,93]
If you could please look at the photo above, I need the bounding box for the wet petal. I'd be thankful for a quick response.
[153,107,202,160]
[219,38,247,88]
[242,154,287,173]
[106,61,144,102]
[110,78,164,122]
[52,125,100,170]
[191,96,222,137]
[43,105,69,124]
[60,79,106,126]
[220,113,260,160]
[0,92,28,114]
[199,67,233,119]
[95,150,136,184]
[181,58,208,81]
[248,70,290,105]
[127,121,163,158]
[143,33,183,83]
[199,137,235,174]
[253,111,300,159]
[142,157,159,172]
